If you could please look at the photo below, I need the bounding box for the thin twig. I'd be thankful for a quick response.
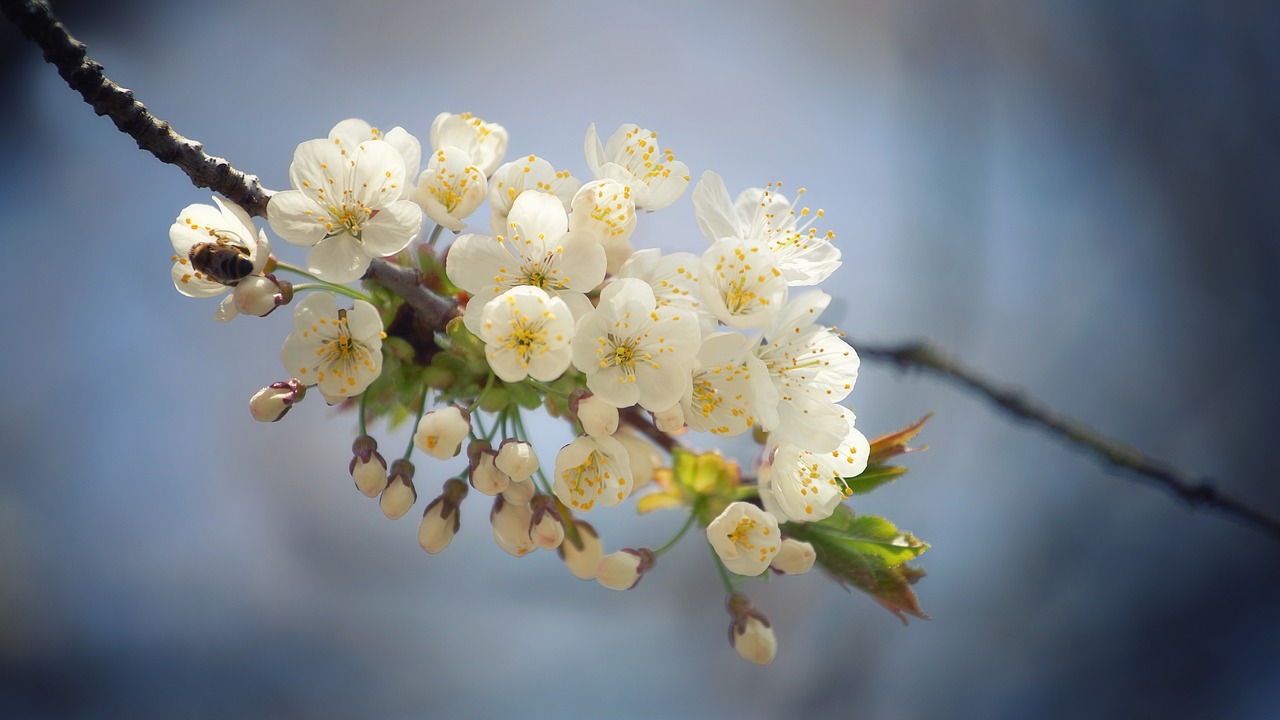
[7,0,1279,543]
[856,339,1280,542]
[619,407,682,454]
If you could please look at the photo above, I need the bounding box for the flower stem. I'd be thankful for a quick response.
[358,389,369,437]
[290,282,374,304]
[710,545,738,595]
[273,260,324,281]
[466,372,497,414]
[425,223,445,249]
[653,510,700,557]
[404,389,431,460]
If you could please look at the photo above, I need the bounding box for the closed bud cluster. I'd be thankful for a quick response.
[349,435,388,497]
[249,378,305,422]
[528,494,565,551]
[558,520,604,580]
[596,547,655,591]
[495,439,539,482]
[490,496,536,557]
[467,440,510,496]
[419,478,468,554]
[380,459,417,520]
[726,594,777,666]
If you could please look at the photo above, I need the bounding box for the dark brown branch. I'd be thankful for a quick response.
[1,0,458,331]
[8,0,1278,543]
[619,407,681,455]
[856,339,1280,542]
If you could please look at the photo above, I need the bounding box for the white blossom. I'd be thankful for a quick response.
[430,111,508,176]
[698,238,787,329]
[328,118,421,182]
[478,286,574,383]
[169,197,271,320]
[446,191,606,334]
[570,279,701,412]
[693,171,840,286]
[553,434,632,512]
[758,406,870,523]
[681,332,775,437]
[495,440,539,482]
[414,406,470,460]
[279,293,384,404]
[568,179,637,274]
[706,502,781,576]
[268,138,422,283]
[412,146,487,232]
[489,155,580,233]
[584,123,689,210]
[616,248,709,332]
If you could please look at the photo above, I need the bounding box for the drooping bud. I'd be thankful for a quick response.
[614,427,663,491]
[558,519,604,580]
[490,496,535,557]
[495,439,539,482]
[727,594,777,665]
[379,459,417,520]
[232,274,292,317]
[653,403,685,433]
[501,477,536,506]
[573,391,618,438]
[249,378,306,422]
[596,547,655,591]
[528,494,565,551]
[770,538,816,575]
[349,435,388,497]
[467,440,510,496]
[414,405,470,459]
[419,478,467,554]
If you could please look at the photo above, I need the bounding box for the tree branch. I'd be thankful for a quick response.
[856,339,1280,542]
[7,0,1278,543]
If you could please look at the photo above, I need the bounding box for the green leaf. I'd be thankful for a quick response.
[842,464,908,496]
[784,507,929,624]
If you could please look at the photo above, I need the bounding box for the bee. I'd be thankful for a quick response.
[188,234,255,286]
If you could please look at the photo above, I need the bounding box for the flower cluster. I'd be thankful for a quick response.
[166,113,929,666]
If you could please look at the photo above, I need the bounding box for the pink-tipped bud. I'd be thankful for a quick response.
[653,403,685,433]
[770,538,816,575]
[495,439,539,482]
[468,440,510,496]
[249,379,305,422]
[727,593,777,665]
[379,459,417,520]
[349,435,388,497]
[233,274,291,317]
[490,496,535,557]
[596,547,655,591]
[573,392,619,438]
[419,479,467,554]
[528,494,565,551]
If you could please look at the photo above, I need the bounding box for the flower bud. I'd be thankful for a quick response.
[414,405,470,459]
[770,538,816,575]
[490,496,535,557]
[232,274,291,317]
[573,392,618,438]
[249,379,305,422]
[528,494,565,551]
[467,441,510,496]
[614,428,663,491]
[349,435,388,497]
[501,477,536,506]
[596,547,655,591]
[379,459,417,520]
[727,594,776,665]
[495,439,539,482]
[653,403,685,433]
[558,520,604,580]
[419,479,467,554]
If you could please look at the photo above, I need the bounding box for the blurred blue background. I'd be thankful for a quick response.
[3,0,1279,717]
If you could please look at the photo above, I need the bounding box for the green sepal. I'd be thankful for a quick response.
[842,464,909,496]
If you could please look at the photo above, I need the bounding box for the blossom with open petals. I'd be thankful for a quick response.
[412,146,486,232]
[268,138,422,283]
[328,118,421,181]
[584,123,689,210]
[553,434,632,511]
[489,155,579,233]
[757,405,869,523]
[693,171,840,286]
[279,293,384,404]
[698,238,788,329]
[570,279,701,412]
[446,191,606,334]
[568,179,637,273]
[681,332,775,437]
[169,196,272,320]
[479,286,574,383]
[414,406,470,460]
[707,502,781,576]
[430,111,508,176]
